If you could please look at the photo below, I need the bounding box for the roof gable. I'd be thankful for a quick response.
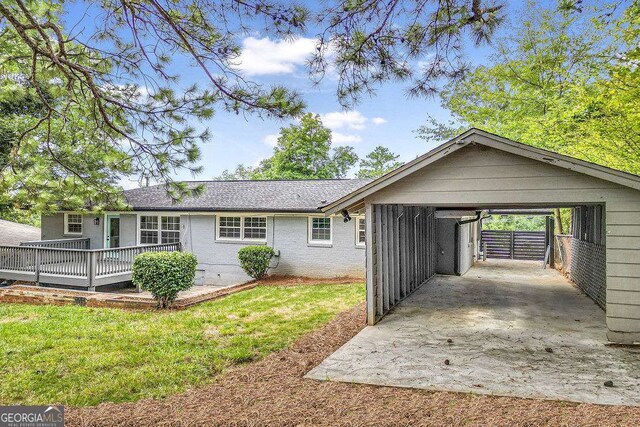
[322,128,640,213]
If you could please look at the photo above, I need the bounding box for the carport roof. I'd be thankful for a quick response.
[321,128,640,213]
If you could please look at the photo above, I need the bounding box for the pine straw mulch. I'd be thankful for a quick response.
[67,303,640,427]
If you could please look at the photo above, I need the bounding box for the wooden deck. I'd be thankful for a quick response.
[0,239,181,290]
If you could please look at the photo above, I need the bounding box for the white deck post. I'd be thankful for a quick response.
[34,248,41,286]
[88,251,97,292]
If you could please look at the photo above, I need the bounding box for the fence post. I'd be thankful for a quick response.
[548,217,555,267]
[34,248,41,286]
[88,251,97,292]
[510,231,515,259]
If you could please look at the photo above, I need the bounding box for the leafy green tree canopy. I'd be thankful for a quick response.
[357,146,403,179]
[417,1,640,176]
[219,113,358,180]
[0,0,506,212]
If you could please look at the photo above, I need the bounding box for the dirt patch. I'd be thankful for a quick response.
[251,274,364,287]
[0,282,260,311]
[67,303,640,427]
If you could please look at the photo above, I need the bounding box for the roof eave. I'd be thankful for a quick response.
[128,207,324,214]
[321,128,640,215]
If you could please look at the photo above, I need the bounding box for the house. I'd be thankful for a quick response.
[37,179,371,286]
[322,128,640,345]
[2,128,639,344]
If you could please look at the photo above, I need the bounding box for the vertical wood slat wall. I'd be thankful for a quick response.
[368,204,437,324]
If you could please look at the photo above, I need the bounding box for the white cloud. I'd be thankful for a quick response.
[320,111,368,130]
[235,37,317,76]
[372,117,387,125]
[118,177,142,190]
[262,134,279,147]
[332,132,362,145]
[252,157,266,168]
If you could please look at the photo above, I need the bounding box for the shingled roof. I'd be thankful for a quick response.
[123,179,372,213]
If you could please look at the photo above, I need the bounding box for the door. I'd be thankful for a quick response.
[106,215,120,248]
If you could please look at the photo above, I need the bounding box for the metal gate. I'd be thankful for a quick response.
[481,230,546,260]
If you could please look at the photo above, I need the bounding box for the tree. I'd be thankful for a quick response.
[416,2,640,233]
[259,113,358,179]
[0,0,506,211]
[357,146,403,178]
[217,113,358,180]
[215,164,258,181]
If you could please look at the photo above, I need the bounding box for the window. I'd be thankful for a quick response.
[139,215,180,244]
[218,217,242,239]
[244,217,267,240]
[140,215,159,244]
[161,216,181,243]
[356,217,366,246]
[64,213,83,235]
[217,216,267,242]
[309,217,332,244]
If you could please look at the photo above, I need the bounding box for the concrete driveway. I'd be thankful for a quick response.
[307,260,640,405]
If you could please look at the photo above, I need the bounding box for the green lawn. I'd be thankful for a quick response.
[0,283,364,406]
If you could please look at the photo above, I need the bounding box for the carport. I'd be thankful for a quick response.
[307,259,640,405]
[322,129,640,344]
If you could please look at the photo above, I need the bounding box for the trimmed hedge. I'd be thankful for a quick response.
[238,245,275,280]
[132,251,198,308]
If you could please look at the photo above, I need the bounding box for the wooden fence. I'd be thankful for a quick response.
[481,230,546,261]
[0,242,181,290]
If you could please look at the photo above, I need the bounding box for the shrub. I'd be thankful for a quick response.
[238,245,275,280]
[132,251,198,308]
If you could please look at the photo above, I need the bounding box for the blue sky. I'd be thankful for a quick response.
[62,0,548,186]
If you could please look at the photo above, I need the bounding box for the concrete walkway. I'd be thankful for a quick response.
[307,260,640,406]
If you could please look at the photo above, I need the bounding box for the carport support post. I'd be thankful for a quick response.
[545,216,555,268]
[365,203,376,325]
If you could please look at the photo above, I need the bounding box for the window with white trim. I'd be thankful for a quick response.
[309,217,332,243]
[243,217,267,240]
[64,213,83,235]
[356,217,366,246]
[139,215,180,244]
[217,216,267,241]
[161,216,181,243]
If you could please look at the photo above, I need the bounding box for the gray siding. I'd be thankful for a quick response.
[119,214,138,247]
[41,212,366,287]
[179,214,365,286]
[364,142,640,343]
[41,213,104,249]
[605,200,640,343]
[270,216,365,278]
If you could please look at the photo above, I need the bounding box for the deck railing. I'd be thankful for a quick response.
[20,238,90,249]
[0,243,181,289]
[93,243,181,277]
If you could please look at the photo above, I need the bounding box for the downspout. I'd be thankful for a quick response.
[458,211,483,225]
